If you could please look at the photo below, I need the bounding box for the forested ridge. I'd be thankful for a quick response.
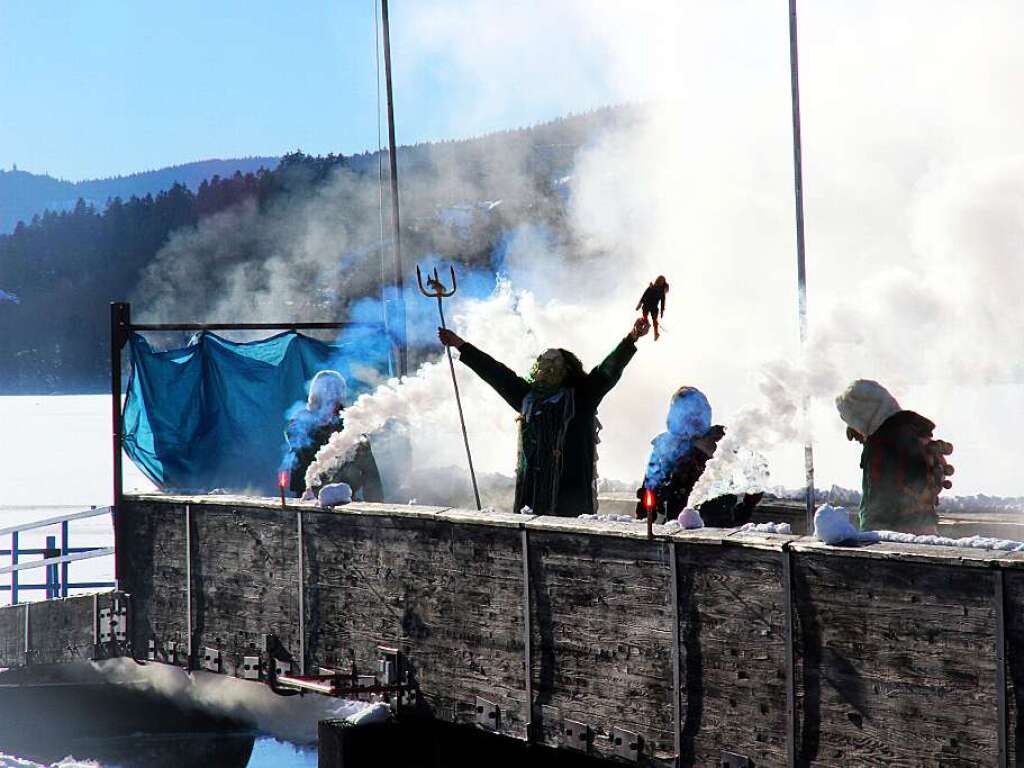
[0,106,635,393]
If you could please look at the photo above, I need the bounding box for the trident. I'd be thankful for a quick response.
[416,264,481,510]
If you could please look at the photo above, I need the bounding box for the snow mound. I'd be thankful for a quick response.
[738,521,792,535]
[678,508,704,530]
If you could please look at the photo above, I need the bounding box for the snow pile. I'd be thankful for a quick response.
[678,508,704,530]
[317,482,352,507]
[577,513,635,524]
[873,531,1024,551]
[0,756,98,768]
[661,520,681,532]
[346,702,392,726]
[518,505,533,515]
[813,504,863,545]
[738,521,792,535]
[814,504,1024,551]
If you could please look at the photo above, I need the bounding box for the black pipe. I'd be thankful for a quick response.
[110,302,130,586]
[381,0,408,377]
[128,321,382,332]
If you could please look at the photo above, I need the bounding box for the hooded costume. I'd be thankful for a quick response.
[635,387,727,521]
[836,379,949,533]
[457,337,638,517]
[285,371,383,501]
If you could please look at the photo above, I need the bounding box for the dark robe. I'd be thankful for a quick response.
[634,427,723,520]
[859,410,938,532]
[458,338,638,517]
[285,413,384,501]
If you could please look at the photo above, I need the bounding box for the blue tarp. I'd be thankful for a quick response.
[123,330,390,494]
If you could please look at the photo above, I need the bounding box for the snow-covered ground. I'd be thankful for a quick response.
[0,395,155,604]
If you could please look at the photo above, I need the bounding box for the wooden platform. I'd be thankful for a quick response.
[2,494,1023,767]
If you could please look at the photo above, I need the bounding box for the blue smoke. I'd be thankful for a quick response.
[643,387,713,490]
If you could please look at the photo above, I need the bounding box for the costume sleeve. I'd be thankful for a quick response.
[660,291,666,317]
[584,336,638,405]
[457,343,531,411]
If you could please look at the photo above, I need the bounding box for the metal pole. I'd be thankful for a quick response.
[381,0,408,377]
[60,520,69,598]
[10,532,18,605]
[45,535,56,599]
[437,299,482,509]
[788,0,815,529]
[110,302,130,584]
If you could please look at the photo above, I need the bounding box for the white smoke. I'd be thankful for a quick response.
[138,2,1024,499]
[385,0,1024,499]
[93,658,368,745]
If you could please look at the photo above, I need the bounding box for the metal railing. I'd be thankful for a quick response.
[0,507,116,604]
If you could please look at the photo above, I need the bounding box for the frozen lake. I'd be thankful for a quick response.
[0,396,323,767]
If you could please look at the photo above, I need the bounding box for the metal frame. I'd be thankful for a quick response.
[1,507,116,604]
[109,301,394,582]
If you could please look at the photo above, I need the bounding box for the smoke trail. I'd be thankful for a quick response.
[94,658,367,745]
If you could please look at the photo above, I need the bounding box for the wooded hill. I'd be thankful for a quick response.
[0,106,635,393]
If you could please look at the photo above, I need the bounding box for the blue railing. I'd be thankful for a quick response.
[0,507,116,604]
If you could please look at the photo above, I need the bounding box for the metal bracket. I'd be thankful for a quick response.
[201,647,222,673]
[475,696,499,731]
[98,608,112,643]
[241,655,262,680]
[378,645,400,685]
[721,751,751,768]
[98,603,126,643]
[562,719,590,753]
[610,727,640,762]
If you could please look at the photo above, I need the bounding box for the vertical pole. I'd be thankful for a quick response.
[10,532,18,605]
[110,302,130,584]
[782,547,796,768]
[60,520,69,598]
[787,0,815,529]
[436,298,481,510]
[297,510,306,676]
[381,0,408,377]
[669,542,681,766]
[995,569,1008,768]
[185,503,193,671]
[45,535,56,599]
[520,528,533,741]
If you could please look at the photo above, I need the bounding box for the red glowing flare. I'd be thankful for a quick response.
[278,470,290,490]
[643,489,655,511]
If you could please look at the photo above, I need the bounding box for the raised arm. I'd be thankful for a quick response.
[439,327,531,411]
[585,317,650,404]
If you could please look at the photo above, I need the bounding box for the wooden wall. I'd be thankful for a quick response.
[3,494,1024,768]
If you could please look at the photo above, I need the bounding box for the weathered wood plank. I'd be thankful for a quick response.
[792,552,999,767]
[527,529,675,765]
[676,542,789,768]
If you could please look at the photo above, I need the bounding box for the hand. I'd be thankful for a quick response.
[627,317,651,342]
[438,327,465,348]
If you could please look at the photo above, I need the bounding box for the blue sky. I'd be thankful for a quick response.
[0,1,619,181]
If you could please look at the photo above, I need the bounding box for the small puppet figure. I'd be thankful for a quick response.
[636,276,669,340]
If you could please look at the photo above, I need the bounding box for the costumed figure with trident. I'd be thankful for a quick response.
[418,264,482,510]
[439,305,651,518]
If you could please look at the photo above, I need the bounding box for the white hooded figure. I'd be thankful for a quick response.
[834,379,953,534]
[835,379,901,441]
